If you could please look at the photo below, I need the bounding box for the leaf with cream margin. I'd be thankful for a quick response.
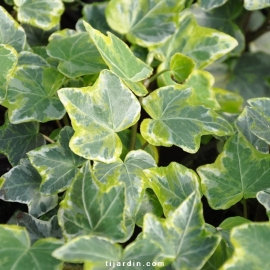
[197,132,270,209]
[106,0,185,47]
[58,70,141,163]
[244,0,270,10]
[256,189,270,219]
[83,21,153,96]
[140,86,233,153]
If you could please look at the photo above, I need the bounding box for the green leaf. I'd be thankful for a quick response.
[170,53,195,83]
[0,45,18,102]
[94,150,156,218]
[152,13,237,69]
[141,86,233,153]
[0,225,63,270]
[27,126,86,195]
[46,32,107,78]
[197,132,270,209]
[58,70,141,163]
[48,29,77,41]
[5,65,65,123]
[16,212,62,244]
[244,0,270,10]
[14,0,64,30]
[220,222,270,269]
[192,2,244,55]
[18,51,49,67]
[143,192,220,269]
[106,0,185,47]
[143,162,201,216]
[256,190,270,219]
[0,6,26,52]
[58,162,127,241]
[0,159,58,217]
[83,22,153,96]
[199,0,228,10]
[0,113,45,166]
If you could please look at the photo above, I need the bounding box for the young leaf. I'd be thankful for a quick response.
[106,0,185,47]
[93,150,157,218]
[170,53,195,83]
[143,162,201,216]
[83,21,153,96]
[256,190,270,219]
[58,70,141,163]
[58,162,127,242]
[244,0,270,10]
[197,132,270,209]
[0,113,45,166]
[5,65,65,123]
[152,13,237,69]
[27,126,86,195]
[199,0,228,11]
[14,0,64,30]
[143,192,220,269]
[0,44,18,102]
[0,225,63,270]
[220,222,270,269]
[46,32,107,78]
[0,159,58,217]
[0,6,26,52]
[141,86,233,153]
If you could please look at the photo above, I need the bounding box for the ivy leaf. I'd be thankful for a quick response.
[0,113,45,166]
[93,150,157,218]
[0,45,18,102]
[27,126,86,195]
[170,53,195,83]
[16,212,62,244]
[220,223,270,269]
[105,0,185,47]
[58,70,141,163]
[46,32,107,78]
[5,65,65,124]
[256,190,270,219]
[199,0,228,10]
[17,51,49,67]
[141,86,233,153]
[153,13,237,69]
[0,225,63,270]
[244,0,270,10]
[0,6,26,52]
[143,192,220,269]
[143,162,201,216]
[83,22,153,96]
[58,162,127,242]
[14,0,64,30]
[197,132,270,209]
[0,159,58,217]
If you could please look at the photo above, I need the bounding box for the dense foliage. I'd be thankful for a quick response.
[0,0,270,269]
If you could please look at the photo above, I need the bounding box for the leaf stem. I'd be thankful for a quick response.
[242,198,248,219]
[141,141,149,150]
[42,134,55,144]
[145,69,170,87]
[56,120,62,129]
[130,122,139,151]
[62,114,70,126]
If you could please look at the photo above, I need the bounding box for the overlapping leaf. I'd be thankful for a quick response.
[0,113,45,166]
[0,225,63,270]
[0,159,58,217]
[46,32,107,78]
[83,22,153,96]
[0,45,18,102]
[28,126,86,195]
[143,192,220,269]
[140,86,233,153]
[93,150,156,218]
[5,65,65,123]
[14,0,64,30]
[197,132,270,209]
[143,162,201,216]
[244,0,270,10]
[106,0,185,47]
[221,223,270,269]
[58,162,127,242]
[58,70,141,163]
[256,190,270,219]
[0,6,26,52]
[152,13,237,69]
[199,0,228,10]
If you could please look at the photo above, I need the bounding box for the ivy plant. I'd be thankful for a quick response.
[0,0,270,269]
